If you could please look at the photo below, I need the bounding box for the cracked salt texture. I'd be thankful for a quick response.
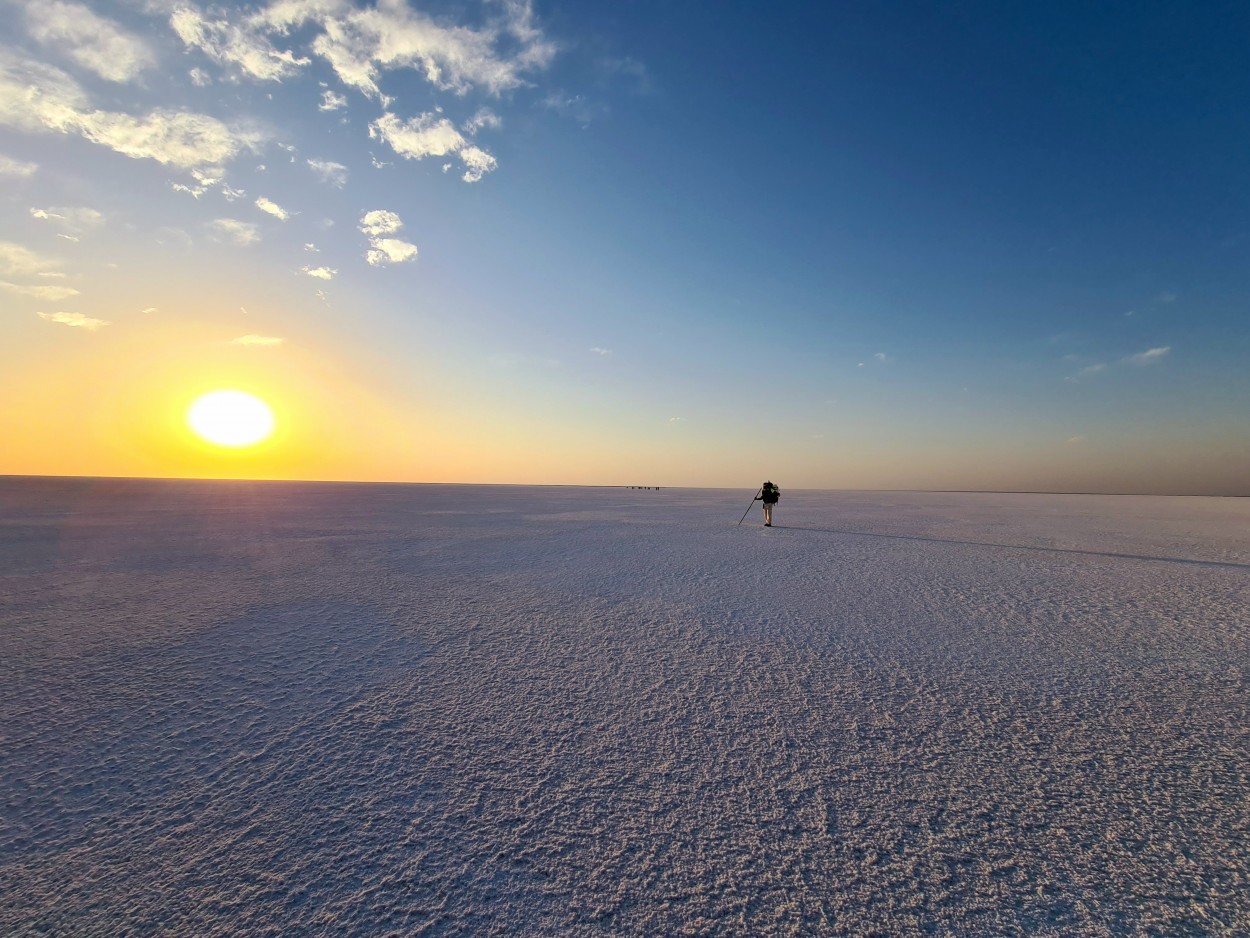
[1,478,1247,936]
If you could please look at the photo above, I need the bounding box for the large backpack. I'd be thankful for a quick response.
[763,483,780,501]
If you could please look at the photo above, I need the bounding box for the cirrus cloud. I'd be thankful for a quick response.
[0,241,60,277]
[0,51,262,169]
[0,154,38,177]
[250,0,555,98]
[37,310,107,329]
[208,218,260,245]
[1125,346,1170,366]
[24,0,156,83]
[307,158,348,187]
[3,281,80,301]
[369,112,498,182]
[255,196,290,220]
[171,7,310,81]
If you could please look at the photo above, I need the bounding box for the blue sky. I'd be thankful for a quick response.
[2,0,1247,493]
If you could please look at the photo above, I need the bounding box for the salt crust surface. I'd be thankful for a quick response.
[1,478,1247,936]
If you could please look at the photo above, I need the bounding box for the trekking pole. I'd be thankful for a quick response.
[737,488,763,526]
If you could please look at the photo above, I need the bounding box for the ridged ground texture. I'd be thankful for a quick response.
[1,479,1248,936]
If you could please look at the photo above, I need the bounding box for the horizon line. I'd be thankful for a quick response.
[1,473,1246,499]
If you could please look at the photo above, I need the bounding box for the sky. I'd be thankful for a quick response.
[2,0,1248,494]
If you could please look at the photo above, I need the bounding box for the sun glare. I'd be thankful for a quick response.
[188,390,275,447]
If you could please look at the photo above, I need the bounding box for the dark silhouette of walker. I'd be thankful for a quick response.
[738,481,780,526]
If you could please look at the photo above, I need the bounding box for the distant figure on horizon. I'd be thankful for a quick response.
[756,481,780,526]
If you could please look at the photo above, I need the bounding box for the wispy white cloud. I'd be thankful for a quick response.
[24,0,156,82]
[141,306,157,314]
[155,227,193,249]
[318,88,347,111]
[304,242,319,252]
[189,67,212,87]
[232,334,284,345]
[252,0,555,98]
[3,281,80,300]
[82,109,257,168]
[1124,346,1170,366]
[458,145,497,183]
[169,167,230,199]
[0,154,38,177]
[600,55,652,94]
[208,218,260,245]
[0,241,60,277]
[37,310,107,329]
[540,91,602,125]
[307,158,348,187]
[874,351,890,363]
[30,206,104,233]
[302,265,336,280]
[590,347,612,356]
[171,6,310,81]
[0,51,262,169]
[255,196,289,220]
[366,238,417,266]
[369,112,498,182]
[463,108,501,135]
[1066,346,1170,382]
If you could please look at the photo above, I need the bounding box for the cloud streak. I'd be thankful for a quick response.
[0,51,262,169]
[370,112,498,182]
[3,281,80,300]
[249,0,555,98]
[24,0,156,82]
[255,196,290,220]
[0,154,38,177]
[0,241,60,277]
[171,7,310,81]
[30,206,105,233]
[307,159,348,187]
[37,311,107,329]
[1124,346,1170,366]
[208,218,260,245]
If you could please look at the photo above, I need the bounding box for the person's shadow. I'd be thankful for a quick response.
[765,524,1250,571]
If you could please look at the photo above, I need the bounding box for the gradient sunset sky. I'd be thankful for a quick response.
[2,0,1248,493]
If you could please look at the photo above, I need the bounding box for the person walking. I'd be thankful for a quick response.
[756,480,780,526]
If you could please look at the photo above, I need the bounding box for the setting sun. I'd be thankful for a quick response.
[187,390,275,447]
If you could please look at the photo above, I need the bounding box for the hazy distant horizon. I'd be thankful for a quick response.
[5,472,1247,499]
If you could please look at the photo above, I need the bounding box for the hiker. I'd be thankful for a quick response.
[755,481,780,526]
